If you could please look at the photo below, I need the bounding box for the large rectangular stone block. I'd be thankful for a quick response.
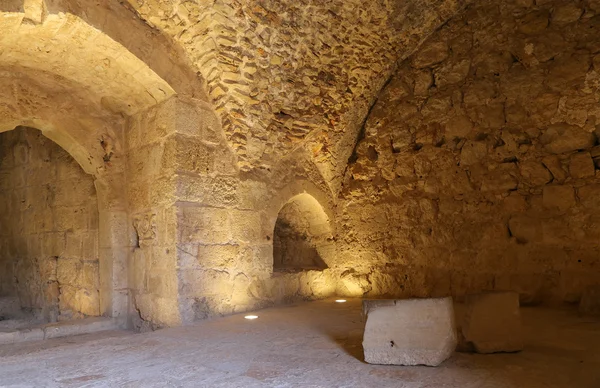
[460,291,523,353]
[362,297,457,366]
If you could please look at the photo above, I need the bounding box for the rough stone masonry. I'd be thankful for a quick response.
[1,0,600,330]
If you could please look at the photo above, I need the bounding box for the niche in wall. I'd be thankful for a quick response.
[273,193,333,273]
[0,127,100,325]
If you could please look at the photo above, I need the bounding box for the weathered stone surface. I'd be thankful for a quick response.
[0,328,44,346]
[508,216,542,243]
[460,291,523,354]
[518,10,549,34]
[362,299,396,317]
[542,155,568,182]
[273,194,333,272]
[551,3,583,26]
[541,124,596,154]
[127,0,468,174]
[569,152,595,179]
[362,297,457,366]
[337,0,600,310]
[460,141,487,166]
[0,128,100,322]
[579,286,600,316]
[543,185,575,212]
[445,115,473,138]
[413,41,449,69]
[3,0,600,332]
[519,160,552,186]
[578,184,600,209]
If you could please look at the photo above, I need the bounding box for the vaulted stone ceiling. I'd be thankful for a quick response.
[123,0,470,185]
[4,0,471,187]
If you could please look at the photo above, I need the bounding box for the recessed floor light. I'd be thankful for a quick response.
[244,315,259,320]
[335,299,347,303]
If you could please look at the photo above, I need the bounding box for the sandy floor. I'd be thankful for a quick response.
[0,298,598,387]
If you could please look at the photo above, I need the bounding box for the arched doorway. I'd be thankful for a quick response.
[272,193,334,273]
[0,127,100,328]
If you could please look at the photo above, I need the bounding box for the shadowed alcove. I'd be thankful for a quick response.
[272,193,333,273]
[0,127,100,329]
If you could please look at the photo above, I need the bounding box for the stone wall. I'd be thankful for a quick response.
[338,0,600,305]
[0,127,100,321]
[175,145,339,321]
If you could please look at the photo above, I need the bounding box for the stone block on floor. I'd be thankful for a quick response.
[362,297,457,366]
[460,291,523,354]
[362,299,396,317]
[579,285,600,316]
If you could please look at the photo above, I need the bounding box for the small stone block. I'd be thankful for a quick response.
[362,297,457,366]
[461,291,523,354]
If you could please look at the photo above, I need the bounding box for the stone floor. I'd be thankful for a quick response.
[0,298,598,387]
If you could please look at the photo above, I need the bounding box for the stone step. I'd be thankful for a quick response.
[0,317,120,345]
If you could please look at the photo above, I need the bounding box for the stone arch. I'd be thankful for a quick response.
[0,121,126,321]
[0,126,102,322]
[266,180,337,274]
[42,0,208,101]
[0,8,185,324]
[272,193,334,273]
[0,10,176,116]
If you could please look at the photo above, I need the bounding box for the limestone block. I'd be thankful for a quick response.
[569,152,595,179]
[81,261,100,289]
[412,41,448,68]
[519,160,552,186]
[460,291,523,354]
[58,285,79,314]
[56,258,80,286]
[518,10,549,34]
[23,0,48,25]
[541,123,596,154]
[579,285,600,316]
[578,184,600,209]
[179,206,230,244]
[362,299,395,317]
[413,69,433,96]
[43,282,59,305]
[543,185,575,212]
[552,3,583,25]
[460,141,487,166]
[480,169,518,192]
[38,256,57,281]
[434,59,470,88]
[445,115,473,139]
[77,288,100,316]
[228,210,263,243]
[362,297,457,366]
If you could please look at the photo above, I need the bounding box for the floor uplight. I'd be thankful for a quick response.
[335,299,347,303]
[244,315,259,320]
